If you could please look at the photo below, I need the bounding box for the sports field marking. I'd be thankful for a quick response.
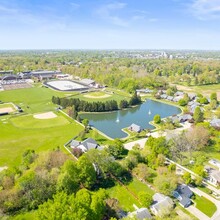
[0,107,14,114]
[34,111,57,119]
[83,94,111,99]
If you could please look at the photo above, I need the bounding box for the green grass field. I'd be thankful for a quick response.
[0,103,16,109]
[193,194,217,217]
[0,112,84,167]
[175,83,220,99]
[0,86,86,167]
[72,90,130,103]
[10,112,69,129]
[106,178,154,211]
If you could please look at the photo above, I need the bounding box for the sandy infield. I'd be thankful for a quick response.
[0,107,14,114]
[83,94,111,99]
[34,111,57,119]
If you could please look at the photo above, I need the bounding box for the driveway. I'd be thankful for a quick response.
[189,186,220,220]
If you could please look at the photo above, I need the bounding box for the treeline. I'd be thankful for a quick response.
[52,92,141,112]
[0,148,129,219]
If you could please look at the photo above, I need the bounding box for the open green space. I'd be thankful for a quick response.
[72,90,129,103]
[0,112,84,167]
[0,85,86,167]
[0,85,76,114]
[106,178,154,211]
[0,103,16,110]
[175,83,220,98]
[193,194,217,217]
[10,112,69,129]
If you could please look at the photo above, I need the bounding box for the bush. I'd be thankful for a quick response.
[153,114,161,124]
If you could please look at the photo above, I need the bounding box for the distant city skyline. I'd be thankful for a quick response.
[0,0,220,50]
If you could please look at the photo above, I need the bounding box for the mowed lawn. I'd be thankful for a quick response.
[106,178,154,211]
[0,103,16,110]
[0,114,84,167]
[193,194,217,217]
[0,86,84,167]
[73,90,130,103]
[0,86,76,114]
[10,112,69,129]
[175,83,220,99]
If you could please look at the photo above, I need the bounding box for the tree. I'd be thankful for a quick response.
[132,163,152,182]
[138,191,153,207]
[106,139,124,159]
[153,114,161,124]
[182,172,192,185]
[119,100,129,109]
[77,155,96,189]
[185,126,210,153]
[129,92,141,106]
[210,92,217,101]
[193,107,204,123]
[154,173,178,196]
[57,160,79,194]
[82,118,89,127]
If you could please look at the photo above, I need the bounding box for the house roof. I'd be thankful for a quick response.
[81,138,99,151]
[173,96,183,102]
[129,208,152,220]
[179,196,191,207]
[211,170,220,182]
[129,123,141,132]
[70,140,80,147]
[80,78,95,85]
[31,70,61,76]
[210,119,220,128]
[174,91,184,96]
[153,193,166,203]
[177,184,193,198]
[179,114,193,122]
[151,194,173,213]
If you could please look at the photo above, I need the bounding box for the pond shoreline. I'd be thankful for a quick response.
[80,99,182,139]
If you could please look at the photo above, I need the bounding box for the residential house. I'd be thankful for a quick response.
[174,91,184,96]
[178,114,193,123]
[173,184,193,208]
[210,119,220,129]
[70,138,102,153]
[150,193,174,216]
[209,159,220,169]
[173,96,183,102]
[128,208,152,220]
[166,96,174,101]
[128,123,142,133]
[209,171,220,186]
[160,94,168,99]
[188,93,196,101]
[205,165,220,186]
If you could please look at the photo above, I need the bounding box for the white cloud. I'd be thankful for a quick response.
[96,2,128,27]
[70,2,80,10]
[190,0,220,20]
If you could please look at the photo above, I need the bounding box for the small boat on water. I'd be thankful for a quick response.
[148,110,151,115]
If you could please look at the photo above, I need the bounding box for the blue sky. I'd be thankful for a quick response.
[0,0,220,49]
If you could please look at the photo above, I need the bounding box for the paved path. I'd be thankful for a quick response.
[186,205,209,220]
[124,122,191,150]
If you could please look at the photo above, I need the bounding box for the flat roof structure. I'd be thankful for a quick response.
[45,80,88,91]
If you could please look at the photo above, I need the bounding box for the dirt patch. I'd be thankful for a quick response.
[34,111,57,119]
[0,107,14,114]
[83,94,111,99]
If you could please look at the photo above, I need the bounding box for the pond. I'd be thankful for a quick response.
[80,99,181,139]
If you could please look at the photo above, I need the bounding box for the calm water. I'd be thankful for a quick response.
[80,99,181,139]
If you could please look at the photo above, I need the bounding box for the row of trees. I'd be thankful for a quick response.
[52,92,141,112]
